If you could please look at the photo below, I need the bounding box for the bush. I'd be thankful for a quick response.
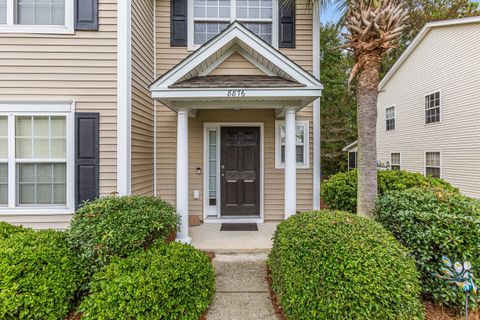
[0,230,81,319]
[67,195,178,278]
[268,210,424,320]
[0,221,30,241]
[376,188,480,309]
[80,242,215,320]
[321,169,458,212]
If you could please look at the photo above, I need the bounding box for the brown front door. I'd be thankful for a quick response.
[221,127,260,216]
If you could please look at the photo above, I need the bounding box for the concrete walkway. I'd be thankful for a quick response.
[206,253,278,320]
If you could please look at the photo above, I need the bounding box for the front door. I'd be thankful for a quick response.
[221,127,260,216]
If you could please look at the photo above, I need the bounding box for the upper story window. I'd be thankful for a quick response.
[386,106,395,131]
[425,91,440,124]
[190,0,277,49]
[0,0,73,34]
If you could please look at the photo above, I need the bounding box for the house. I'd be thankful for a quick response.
[342,141,357,170]
[0,0,323,243]
[376,16,480,198]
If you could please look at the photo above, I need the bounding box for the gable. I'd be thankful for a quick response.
[209,53,266,76]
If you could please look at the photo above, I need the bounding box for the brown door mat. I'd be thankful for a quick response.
[220,223,259,231]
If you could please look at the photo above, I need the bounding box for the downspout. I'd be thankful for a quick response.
[312,1,321,209]
[153,0,158,196]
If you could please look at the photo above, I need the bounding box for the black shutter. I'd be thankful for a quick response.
[75,0,99,31]
[75,113,99,208]
[279,0,295,48]
[171,0,188,46]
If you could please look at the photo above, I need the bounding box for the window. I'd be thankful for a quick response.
[425,91,440,124]
[348,151,356,170]
[0,105,73,212]
[425,152,441,178]
[0,0,73,33]
[390,153,400,170]
[275,121,308,169]
[207,130,217,207]
[190,0,276,48]
[386,106,395,131]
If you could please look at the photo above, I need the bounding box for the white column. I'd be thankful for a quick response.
[176,110,191,244]
[284,108,297,218]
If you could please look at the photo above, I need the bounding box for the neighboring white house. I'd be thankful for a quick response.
[375,16,480,198]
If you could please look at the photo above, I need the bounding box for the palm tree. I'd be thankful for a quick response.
[339,0,408,217]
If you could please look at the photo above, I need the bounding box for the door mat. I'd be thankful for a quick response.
[220,223,258,231]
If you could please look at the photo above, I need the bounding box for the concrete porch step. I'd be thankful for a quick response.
[190,222,278,254]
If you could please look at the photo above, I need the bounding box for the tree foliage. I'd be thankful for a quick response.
[320,24,357,176]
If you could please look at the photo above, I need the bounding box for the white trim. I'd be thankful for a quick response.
[424,90,442,125]
[202,122,264,223]
[0,101,75,215]
[379,16,480,90]
[117,0,132,195]
[274,120,309,169]
[424,151,442,178]
[312,0,320,209]
[187,0,279,51]
[0,0,74,34]
[151,22,323,90]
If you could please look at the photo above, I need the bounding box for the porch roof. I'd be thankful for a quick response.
[150,22,322,114]
[170,75,304,89]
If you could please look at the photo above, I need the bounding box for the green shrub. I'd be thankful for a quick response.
[321,169,458,212]
[268,210,424,320]
[67,195,178,278]
[0,221,30,241]
[0,230,81,319]
[80,242,215,320]
[376,188,480,309]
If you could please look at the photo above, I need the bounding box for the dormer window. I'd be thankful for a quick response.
[189,0,277,49]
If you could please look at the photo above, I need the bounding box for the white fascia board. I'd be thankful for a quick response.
[150,22,323,91]
[379,16,480,90]
[342,140,358,152]
[151,87,323,99]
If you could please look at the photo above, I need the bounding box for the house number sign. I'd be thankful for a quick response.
[226,90,246,97]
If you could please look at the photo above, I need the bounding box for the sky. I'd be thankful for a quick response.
[320,0,480,24]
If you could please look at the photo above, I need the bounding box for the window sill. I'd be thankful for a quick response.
[0,25,74,35]
[0,207,74,216]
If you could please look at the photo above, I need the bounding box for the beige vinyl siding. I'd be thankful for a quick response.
[0,0,118,228]
[131,0,155,195]
[209,53,266,76]
[377,23,480,198]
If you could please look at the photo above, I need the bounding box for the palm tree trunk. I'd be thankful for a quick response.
[356,51,381,217]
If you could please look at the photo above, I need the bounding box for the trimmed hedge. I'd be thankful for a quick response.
[0,229,82,319]
[376,189,480,309]
[0,221,29,241]
[268,210,424,320]
[80,242,216,320]
[67,195,179,278]
[321,169,458,212]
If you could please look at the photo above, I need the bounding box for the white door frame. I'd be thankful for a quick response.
[203,122,264,223]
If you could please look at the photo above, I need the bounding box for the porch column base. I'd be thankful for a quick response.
[284,108,297,219]
[176,109,190,243]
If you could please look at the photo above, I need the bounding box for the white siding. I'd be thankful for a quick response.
[377,23,480,198]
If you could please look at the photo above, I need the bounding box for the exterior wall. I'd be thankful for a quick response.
[131,0,155,195]
[0,0,118,228]
[154,0,314,220]
[209,53,265,76]
[377,23,480,198]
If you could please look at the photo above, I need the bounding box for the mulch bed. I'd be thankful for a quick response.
[266,266,287,320]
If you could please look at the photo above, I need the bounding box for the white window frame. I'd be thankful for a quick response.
[424,90,441,125]
[385,105,395,131]
[275,120,309,169]
[0,0,74,34]
[0,101,75,215]
[187,0,279,51]
[390,152,401,170]
[424,151,441,178]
